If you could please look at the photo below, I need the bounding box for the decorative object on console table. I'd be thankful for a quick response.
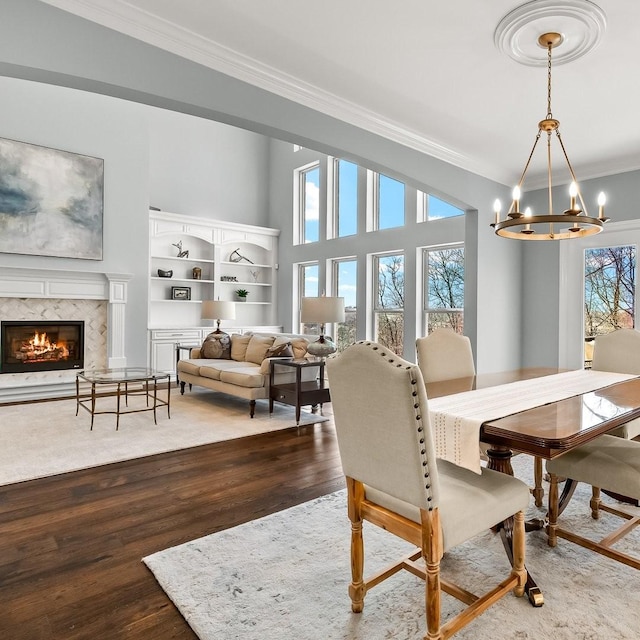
[201,300,236,333]
[171,286,191,301]
[0,137,104,260]
[300,296,345,358]
[235,289,249,302]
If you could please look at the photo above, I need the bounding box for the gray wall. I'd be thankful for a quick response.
[0,0,525,372]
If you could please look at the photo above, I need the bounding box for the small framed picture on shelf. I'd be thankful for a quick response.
[171,286,191,300]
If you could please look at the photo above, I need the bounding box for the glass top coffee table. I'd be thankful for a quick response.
[76,367,170,430]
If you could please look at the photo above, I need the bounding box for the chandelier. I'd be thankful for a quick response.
[491,32,609,240]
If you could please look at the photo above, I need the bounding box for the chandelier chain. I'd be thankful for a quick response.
[547,42,553,119]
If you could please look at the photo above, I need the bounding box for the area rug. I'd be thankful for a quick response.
[144,455,640,640]
[0,389,328,486]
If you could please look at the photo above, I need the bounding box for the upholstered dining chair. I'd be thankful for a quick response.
[416,329,545,507]
[546,434,640,570]
[327,341,530,640]
[415,329,475,383]
[591,329,640,440]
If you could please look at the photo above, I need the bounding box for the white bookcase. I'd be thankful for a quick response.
[148,210,281,374]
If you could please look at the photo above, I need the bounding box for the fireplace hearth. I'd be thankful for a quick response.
[1,320,85,374]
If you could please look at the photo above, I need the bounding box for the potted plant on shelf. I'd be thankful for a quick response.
[235,288,249,302]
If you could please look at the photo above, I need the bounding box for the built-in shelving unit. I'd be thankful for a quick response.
[148,210,281,375]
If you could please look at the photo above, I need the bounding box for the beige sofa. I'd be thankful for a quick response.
[176,331,318,417]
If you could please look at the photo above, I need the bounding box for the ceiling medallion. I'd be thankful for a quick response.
[494,0,606,66]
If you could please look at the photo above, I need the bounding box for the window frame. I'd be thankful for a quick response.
[422,243,465,335]
[293,161,320,245]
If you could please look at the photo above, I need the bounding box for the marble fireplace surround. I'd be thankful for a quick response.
[0,266,132,402]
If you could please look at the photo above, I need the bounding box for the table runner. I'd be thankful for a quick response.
[428,369,637,474]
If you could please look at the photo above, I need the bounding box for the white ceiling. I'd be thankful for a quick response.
[40,0,640,188]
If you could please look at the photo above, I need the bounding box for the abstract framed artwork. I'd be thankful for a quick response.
[0,137,104,260]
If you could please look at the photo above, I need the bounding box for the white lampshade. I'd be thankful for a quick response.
[300,297,345,324]
[202,300,236,321]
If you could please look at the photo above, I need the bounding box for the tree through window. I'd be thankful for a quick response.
[424,246,464,333]
[374,253,404,355]
[584,245,636,365]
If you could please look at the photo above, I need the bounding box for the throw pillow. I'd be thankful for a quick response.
[201,332,231,359]
[265,342,294,358]
[245,335,276,365]
[230,334,252,361]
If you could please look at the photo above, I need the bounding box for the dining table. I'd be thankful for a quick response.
[425,366,640,607]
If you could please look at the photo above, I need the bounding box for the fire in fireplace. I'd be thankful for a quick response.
[1,320,85,374]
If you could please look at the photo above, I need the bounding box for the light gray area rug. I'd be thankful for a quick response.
[0,388,328,486]
[144,455,640,640]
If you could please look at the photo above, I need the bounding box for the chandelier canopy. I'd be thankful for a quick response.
[492,32,610,240]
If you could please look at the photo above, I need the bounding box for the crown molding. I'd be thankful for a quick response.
[38,0,503,181]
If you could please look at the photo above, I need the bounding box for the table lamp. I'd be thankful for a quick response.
[300,296,345,357]
[202,300,236,333]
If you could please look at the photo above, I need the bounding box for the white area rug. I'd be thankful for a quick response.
[0,388,328,486]
[144,455,640,640]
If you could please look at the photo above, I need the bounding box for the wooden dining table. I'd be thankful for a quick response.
[426,367,640,607]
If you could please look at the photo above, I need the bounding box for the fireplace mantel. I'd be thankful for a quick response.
[0,266,132,400]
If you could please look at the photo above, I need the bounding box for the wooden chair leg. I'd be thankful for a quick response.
[423,509,443,640]
[547,473,559,547]
[512,511,526,597]
[532,456,544,507]
[347,478,366,613]
[249,399,256,418]
[590,486,601,519]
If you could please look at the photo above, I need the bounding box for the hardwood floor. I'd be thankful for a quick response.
[0,411,345,639]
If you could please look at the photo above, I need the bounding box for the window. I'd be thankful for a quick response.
[374,252,404,355]
[423,245,464,334]
[298,262,319,333]
[377,173,405,230]
[296,163,320,244]
[334,159,358,238]
[418,192,464,221]
[332,258,357,350]
[584,245,636,366]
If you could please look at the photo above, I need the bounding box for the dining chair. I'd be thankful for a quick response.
[416,329,545,506]
[546,434,640,570]
[591,329,640,440]
[327,341,530,640]
[415,329,475,383]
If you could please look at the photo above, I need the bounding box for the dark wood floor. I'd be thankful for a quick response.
[0,407,344,639]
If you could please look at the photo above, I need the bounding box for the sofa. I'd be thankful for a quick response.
[176,331,319,417]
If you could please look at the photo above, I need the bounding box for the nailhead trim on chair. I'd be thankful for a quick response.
[356,340,435,509]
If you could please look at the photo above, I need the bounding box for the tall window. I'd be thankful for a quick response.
[423,246,464,334]
[332,258,358,350]
[377,173,405,230]
[299,262,319,333]
[297,163,320,244]
[374,252,404,355]
[584,245,636,365]
[335,159,358,237]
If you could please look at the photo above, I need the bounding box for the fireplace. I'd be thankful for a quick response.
[1,320,85,374]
